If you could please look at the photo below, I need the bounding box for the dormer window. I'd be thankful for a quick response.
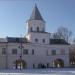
[37,27,39,32]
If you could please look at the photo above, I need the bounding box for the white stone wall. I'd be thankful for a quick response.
[0,43,7,69]
[0,42,70,69]
[26,32,50,45]
[27,20,45,32]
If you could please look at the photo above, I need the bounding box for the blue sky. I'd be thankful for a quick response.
[0,0,75,38]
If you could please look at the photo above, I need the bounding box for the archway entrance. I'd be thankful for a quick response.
[14,59,27,69]
[52,59,64,68]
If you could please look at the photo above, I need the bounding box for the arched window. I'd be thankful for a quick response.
[37,27,39,32]
[2,48,6,55]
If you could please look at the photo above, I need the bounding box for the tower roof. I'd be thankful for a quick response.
[29,5,44,21]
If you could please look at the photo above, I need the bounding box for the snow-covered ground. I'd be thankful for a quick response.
[0,68,75,75]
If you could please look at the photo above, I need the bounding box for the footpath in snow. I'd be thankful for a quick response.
[0,68,75,75]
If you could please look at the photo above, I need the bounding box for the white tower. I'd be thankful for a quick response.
[26,5,50,44]
[27,4,45,33]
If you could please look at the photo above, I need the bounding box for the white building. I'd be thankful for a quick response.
[0,5,70,69]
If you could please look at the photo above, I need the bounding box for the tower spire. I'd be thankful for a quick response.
[29,4,44,21]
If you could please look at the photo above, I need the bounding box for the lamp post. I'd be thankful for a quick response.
[19,37,24,70]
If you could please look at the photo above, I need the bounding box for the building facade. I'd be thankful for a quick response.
[0,5,71,69]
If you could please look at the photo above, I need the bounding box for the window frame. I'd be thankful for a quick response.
[12,49,17,55]
[2,48,6,55]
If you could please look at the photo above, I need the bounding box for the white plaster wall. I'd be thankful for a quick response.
[0,43,8,69]
[27,20,45,32]
[0,42,70,69]
[26,32,50,45]
[21,44,70,68]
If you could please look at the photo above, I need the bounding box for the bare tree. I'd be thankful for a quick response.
[53,26,72,43]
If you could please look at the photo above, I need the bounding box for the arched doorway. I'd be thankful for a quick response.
[13,59,27,69]
[52,59,64,68]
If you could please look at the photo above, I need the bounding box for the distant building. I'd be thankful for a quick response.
[0,5,72,69]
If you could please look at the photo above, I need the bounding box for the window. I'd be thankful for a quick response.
[12,49,17,54]
[23,49,28,54]
[35,38,38,42]
[30,27,33,32]
[37,27,39,32]
[42,39,45,43]
[51,50,56,55]
[2,48,6,55]
[32,49,34,55]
